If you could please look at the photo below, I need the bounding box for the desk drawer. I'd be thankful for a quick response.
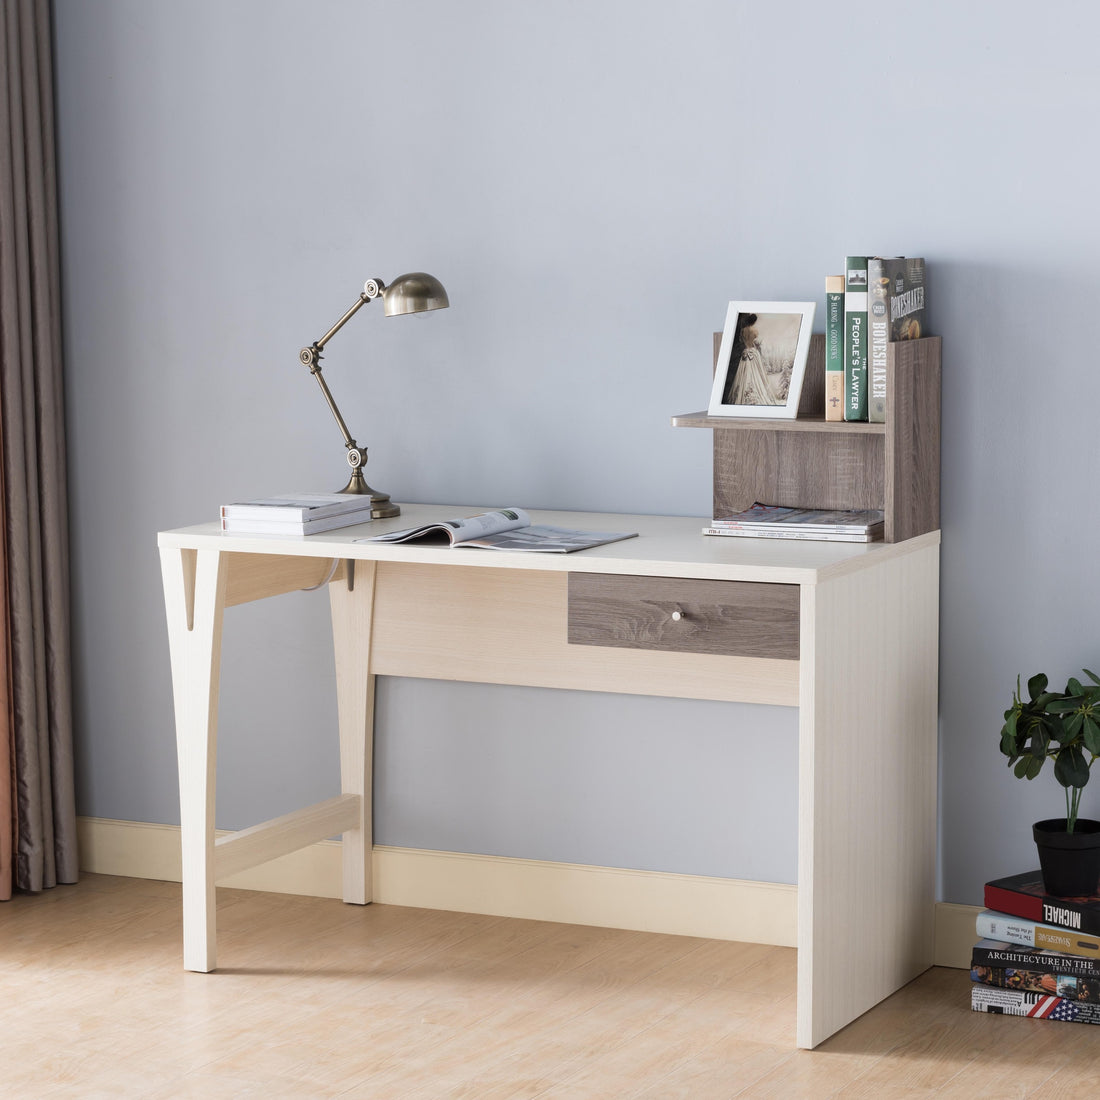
[567,574,799,660]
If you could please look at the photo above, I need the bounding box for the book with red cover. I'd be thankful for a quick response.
[985,870,1100,935]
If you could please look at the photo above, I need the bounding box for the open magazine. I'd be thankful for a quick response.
[358,508,637,553]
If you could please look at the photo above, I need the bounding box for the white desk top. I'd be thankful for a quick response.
[158,504,940,586]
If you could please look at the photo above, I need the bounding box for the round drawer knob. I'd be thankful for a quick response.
[671,610,684,622]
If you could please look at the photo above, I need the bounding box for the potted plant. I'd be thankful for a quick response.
[1000,669,1100,896]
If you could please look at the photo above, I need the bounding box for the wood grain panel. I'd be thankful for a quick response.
[797,333,826,419]
[224,553,346,607]
[213,795,360,882]
[797,540,939,1047]
[713,430,885,519]
[369,562,800,706]
[330,561,378,905]
[885,336,941,543]
[671,411,884,433]
[567,573,799,659]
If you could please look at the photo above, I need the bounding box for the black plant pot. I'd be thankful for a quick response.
[1033,818,1100,897]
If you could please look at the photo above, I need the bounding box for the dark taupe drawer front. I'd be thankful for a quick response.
[567,574,799,660]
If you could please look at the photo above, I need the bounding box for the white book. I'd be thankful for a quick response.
[220,493,376,522]
[220,509,374,535]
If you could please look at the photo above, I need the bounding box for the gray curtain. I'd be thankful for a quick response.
[0,0,77,897]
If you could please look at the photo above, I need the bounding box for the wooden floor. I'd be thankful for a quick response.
[2,876,1098,1098]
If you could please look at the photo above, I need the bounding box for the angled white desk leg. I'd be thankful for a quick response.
[329,560,377,905]
[159,547,228,973]
[796,543,940,1048]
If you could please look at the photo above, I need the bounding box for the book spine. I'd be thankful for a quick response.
[985,883,1100,935]
[866,257,888,423]
[866,257,926,423]
[975,910,1100,957]
[971,965,1100,1003]
[825,275,845,421]
[971,943,1100,979]
[843,256,868,421]
[971,985,1100,1024]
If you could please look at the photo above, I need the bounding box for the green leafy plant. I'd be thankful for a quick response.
[1000,669,1100,832]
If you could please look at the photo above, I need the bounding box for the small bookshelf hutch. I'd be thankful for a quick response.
[672,334,942,543]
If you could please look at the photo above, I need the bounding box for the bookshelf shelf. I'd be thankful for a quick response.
[673,334,941,543]
[671,412,886,435]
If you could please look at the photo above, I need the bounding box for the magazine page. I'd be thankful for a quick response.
[713,502,883,531]
[361,508,531,544]
[459,526,637,553]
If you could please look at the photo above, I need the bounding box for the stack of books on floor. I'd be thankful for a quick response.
[220,493,375,535]
[971,870,1100,1025]
[701,502,884,543]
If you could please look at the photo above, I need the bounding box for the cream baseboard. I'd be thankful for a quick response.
[76,816,976,963]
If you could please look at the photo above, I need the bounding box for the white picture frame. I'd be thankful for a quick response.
[706,301,816,419]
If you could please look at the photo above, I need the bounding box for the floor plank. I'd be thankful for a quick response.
[1,875,1096,1097]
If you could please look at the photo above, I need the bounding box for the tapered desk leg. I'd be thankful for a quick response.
[160,547,228,973]
[330,561,377,905]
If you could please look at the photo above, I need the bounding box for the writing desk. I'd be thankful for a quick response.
[158,504,940,1049]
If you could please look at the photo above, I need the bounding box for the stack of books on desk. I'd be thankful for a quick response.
[701,503,884,543]
[220,493,375,535]
[970,871,1100,1026]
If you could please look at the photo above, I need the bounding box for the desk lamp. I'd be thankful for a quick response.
[298,272,449,519]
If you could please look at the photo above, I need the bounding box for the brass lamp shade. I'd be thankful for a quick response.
[380,272,450,317]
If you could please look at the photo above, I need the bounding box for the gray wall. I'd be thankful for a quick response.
[53,0,1100,903]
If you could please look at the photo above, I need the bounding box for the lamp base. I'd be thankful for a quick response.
[338,472,400,519]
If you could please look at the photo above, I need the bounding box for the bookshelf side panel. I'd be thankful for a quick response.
[885,336,941,543]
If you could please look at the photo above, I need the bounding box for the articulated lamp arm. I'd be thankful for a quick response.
[297,278,398,516]
[297,272,449,520]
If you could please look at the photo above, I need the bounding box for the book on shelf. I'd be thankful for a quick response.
[220,493,374,534]
[975,909,1100,957]
[971,937,1100,980]
[867,257,926,423]
[702,502,884,542]
[359,508,637,554]
[843,255,868,422]
[970,984,1100,1025]
[824,275,845,421]
[971,961,1100,1002]
[985,869,1100,934]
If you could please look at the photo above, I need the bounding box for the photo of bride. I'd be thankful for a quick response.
[708,301,815,419]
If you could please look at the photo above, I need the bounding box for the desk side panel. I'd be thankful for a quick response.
[797,540,939,1048]
[369,562,799,706]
